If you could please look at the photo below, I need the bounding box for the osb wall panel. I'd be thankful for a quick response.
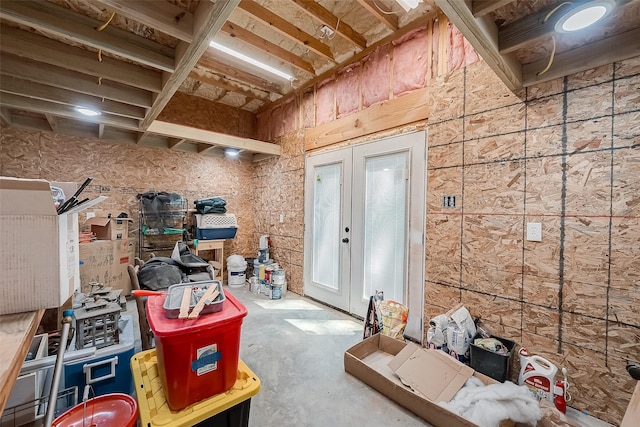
[423,58,640,424]
[158,92,256,138]
[252,131,305,294]
[0,127,257,262]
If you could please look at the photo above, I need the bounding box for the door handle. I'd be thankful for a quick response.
[342,238,349,243]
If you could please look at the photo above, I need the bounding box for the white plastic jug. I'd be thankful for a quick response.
[518,347,558,401]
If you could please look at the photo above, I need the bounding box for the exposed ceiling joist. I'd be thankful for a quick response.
[44,114,57,133]
[93,0,194,43]
[498,4,565,54]
[221,21,315,74]
[10,113,51,131]
[189,68,271,102]
[0,0,175,72]
[147,120,281,156]
[0,108,12,126]
[140,0,240,129]
[355,0,398,31]
[0,93,140,130]
[291,0,367,49]
[197,143,218,153]
[169,138,187,149]
[472,0,515,18]
[98,123,105,138]
[198,55,284,94]
[0,76,145,120]
[523,27,640,86]
[0,54,153,108]
[0,25,162,92]
[435,0,522,91]
[238,0,335,61]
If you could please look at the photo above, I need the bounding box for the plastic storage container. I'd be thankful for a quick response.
[64,314,135,396]
[469,334,516,382]
[147,289,248,411]
[195,214,238,240]
[130,349,260,427]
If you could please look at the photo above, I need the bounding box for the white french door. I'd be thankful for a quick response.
[304,131,426,340]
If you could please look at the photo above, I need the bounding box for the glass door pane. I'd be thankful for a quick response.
[362,153,407,302]
[312,163,341,290]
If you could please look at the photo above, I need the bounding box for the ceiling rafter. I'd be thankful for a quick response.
[93,0,194,43]
[44,114,57,133]
[237,0,335,61]
[498,4,567,54]
[98,123,105,138]
[0,25,162,93]
[140,0,240,129]
[169,138,188,149]
[197,143,218,153]
[10,113,51,132]
[0,93,140,130]
[0,0,175,72]
[221,21,315,74]
[434,0,522,91]
[355,0,398,31]
[290,0,367,49]
[522,27,640,86]
[0,75,145,120]
[0,108,12,126]
[472,0,515,18]
[198,54,284,94]
[189,68,271,102]
[0,54,152,108]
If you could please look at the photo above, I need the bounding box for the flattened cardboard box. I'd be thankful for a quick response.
[344,334,502,427]
[0,177,105,315]
[79,238,135,294]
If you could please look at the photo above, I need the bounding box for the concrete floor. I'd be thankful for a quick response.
[127,285,614,427]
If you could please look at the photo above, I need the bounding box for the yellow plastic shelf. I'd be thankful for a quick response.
[130,349,260,427]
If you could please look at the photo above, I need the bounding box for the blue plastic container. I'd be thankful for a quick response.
[63,314,135,396]
[195,227,238,240]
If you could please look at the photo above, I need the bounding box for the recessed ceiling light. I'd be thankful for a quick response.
[75,107,101,116]
[225,147,240,157]
[210,41,294,81]
[554,0,615,33]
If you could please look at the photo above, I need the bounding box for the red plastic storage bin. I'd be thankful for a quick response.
[146,288,247,411]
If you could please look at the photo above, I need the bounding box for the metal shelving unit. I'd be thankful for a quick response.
[138,196,188,259]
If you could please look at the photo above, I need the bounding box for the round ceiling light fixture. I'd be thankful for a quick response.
[554,0,615,33]
[225,147,240,157]
[75,107,101,116]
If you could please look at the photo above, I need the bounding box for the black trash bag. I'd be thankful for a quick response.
[170,241,215,282]
[137,257,184,291]
[194,197,227,215]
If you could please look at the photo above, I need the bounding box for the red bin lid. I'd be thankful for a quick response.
[147,288,247,337]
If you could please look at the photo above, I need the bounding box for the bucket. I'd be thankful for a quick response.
[228,265,246,287]
[52,393,138,427]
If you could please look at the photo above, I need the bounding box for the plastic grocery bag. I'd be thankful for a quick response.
[378,300,409,339]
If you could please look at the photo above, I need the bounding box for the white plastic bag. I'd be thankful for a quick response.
[446,305,476,362]
[426,314,449,350]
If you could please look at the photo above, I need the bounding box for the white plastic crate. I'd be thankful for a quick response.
[195,213,238,229]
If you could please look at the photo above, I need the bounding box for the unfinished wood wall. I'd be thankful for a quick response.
[255,22,639,424]
[0,127,257,262]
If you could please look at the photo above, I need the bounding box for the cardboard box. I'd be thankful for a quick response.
[79,238,135,294]
[344,334,503,427]
[84,216,133,240]
[0,177,105,315]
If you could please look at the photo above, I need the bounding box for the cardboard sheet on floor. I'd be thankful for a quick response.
[345,334,508,427]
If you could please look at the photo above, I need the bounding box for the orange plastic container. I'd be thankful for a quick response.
[146,288,247,411]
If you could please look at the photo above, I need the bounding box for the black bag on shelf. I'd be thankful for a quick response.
[137,191,184,230]
[194,197,227,214]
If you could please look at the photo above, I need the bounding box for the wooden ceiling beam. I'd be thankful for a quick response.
[290,0,367,49]
[140,0,239,129]
[44,114,58,133]
[238,0,335,61]
[8,113,51,132]
[435,0,522,91]
[169,138,188,149]
[0,54,152,109]
[0,0,175,72]
[523,28,640,87]
[198,55,284,94]
[0,108,12,126]
[472,0,515,18]
[197,143,218,153]
[355,0,398,31]
[147,120,282,156]
[93,0,194,43]
[0,93,140,130]
[189,68,271,101]
[0,76,145,120]
[498,4,567,54]
[221,21,315,74]
[98,123,105,139]
[0,25,162,92]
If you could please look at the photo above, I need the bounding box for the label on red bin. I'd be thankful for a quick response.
[192,344,220,375]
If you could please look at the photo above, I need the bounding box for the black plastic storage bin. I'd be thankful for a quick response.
[194,399,252,427]
[469,334,516,382]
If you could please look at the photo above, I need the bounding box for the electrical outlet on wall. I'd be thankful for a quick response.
[527,222,542,242]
